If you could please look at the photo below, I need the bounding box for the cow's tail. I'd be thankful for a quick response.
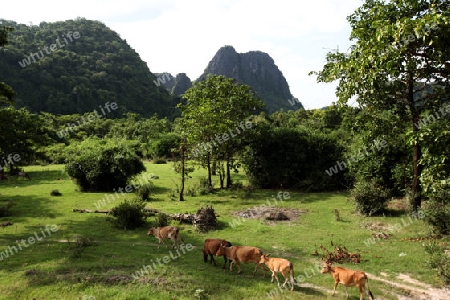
[290,262,297,290]
[365,274,374,300]
[175,228,185,243]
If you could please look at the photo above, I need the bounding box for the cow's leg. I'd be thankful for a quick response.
[345,286,350,299]
[358,285,364,300]
[235,261,242,274]
[170,236,178,249]
[229,261,234,272]
[210,254,216,266]
[332,281,339,296]
[281,269,289,288]
[222,256,227,269]
[274,272,281,287]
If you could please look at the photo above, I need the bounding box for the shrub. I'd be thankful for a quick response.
[424,187,450,235]
[68,237,96,258]
[242,127,347,191]
[108,199,147,230]
[136,183,153,201]
[350,180,391,216]
[65,138,146,192]
[155,212,169,227]
[0,200,14,217]
[424,242,450,285]
[50,189,62,196]
[151,133,182,158]
[153,158,167,164]
[198,177,212,195]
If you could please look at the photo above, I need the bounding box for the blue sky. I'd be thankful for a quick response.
[1,0,363,109]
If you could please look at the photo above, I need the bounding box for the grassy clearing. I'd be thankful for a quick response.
[0,162,448,299]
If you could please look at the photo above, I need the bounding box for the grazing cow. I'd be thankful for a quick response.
[17,172,30,180]
[321,261,374,300]
[202,238,232,268]
[215,244,265,276]
[259,254,296,291]
[0,174,7,180]
[147,226,184,249]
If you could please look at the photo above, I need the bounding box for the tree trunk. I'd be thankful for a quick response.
[179,142,185,201]
[226,158,232,188]
[411,115,422,211]
[207,153,212,189]
[218,161,224,189]
[408,74,422,211]
[212,160,217,175]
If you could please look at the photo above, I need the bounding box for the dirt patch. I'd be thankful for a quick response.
[232,207,303,224]
[367,272,450,300]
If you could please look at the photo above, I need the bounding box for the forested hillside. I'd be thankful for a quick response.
[0,18,177,118]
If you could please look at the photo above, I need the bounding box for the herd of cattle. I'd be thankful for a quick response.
[147,225,375,300]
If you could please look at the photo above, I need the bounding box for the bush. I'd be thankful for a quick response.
[155,212,169,227]
[0,201,14,217]
[153,158,167,164]
[136,183,153,201]
[108,199,147,230]
[242,127,347,191]
[65,138,146,192]
[424,242,450,285]
[424,187,450,235]
[350,180,391,216]
[68,237,96,258]
[198,177,212,195]
[50,189,62,196]
[151,133,182,158]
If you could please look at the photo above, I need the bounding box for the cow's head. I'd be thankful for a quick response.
[259,253,270,264]
[215,243,227,256]
[321,261,332,274]
[147,227,156,235]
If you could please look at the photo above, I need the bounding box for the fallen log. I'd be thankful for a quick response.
[72,208,160,214]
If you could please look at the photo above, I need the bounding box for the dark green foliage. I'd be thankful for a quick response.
[65,138,145,191]
[68,237,96,258]
[151,133,181,159]
[153,158,167,164]
[424,242,450,285]
[50,189,62,196]
[0,108,53,167]
[424,188,450,235]
[0,201,14,217]
[108,199,147,230]
[350,180,391,216]
[0,19,177,118]
[155,212,169,227]
[242,126,346,191]
[136,183,153,201]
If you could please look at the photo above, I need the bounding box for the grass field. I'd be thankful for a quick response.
[0,162,449,300]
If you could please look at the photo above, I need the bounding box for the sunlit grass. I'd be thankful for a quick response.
[0,163,447,299]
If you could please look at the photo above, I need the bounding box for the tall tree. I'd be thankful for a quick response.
[311,0,450,211]
[178,75,264,189]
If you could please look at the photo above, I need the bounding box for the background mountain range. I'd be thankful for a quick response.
[0,19,303,118]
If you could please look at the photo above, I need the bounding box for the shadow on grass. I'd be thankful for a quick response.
[2,170,68,188]
[1,195,61,219]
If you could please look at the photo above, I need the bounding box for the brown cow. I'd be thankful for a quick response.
[202,238,232,268]
[0,173,7,180]
[259,254,296,291]
[321,261,374,300]
[215,244,265,276]
[147,226,184,249]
